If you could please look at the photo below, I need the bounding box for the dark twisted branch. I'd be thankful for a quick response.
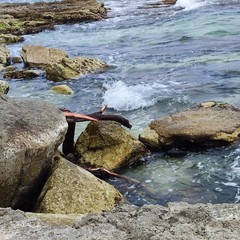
[60,105,132,155]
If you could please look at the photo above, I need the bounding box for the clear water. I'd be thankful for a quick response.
[2,0,240,205]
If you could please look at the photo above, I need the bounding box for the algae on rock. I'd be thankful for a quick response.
[75,121,149,171]
[34,156,123,214]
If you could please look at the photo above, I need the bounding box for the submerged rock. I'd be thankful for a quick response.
[46,57,109,81]
[1,202,240,239]
[3,68,41,79]
[0,96,67,209]
[75,121,149,171]
[20,45,68,68]
[51,84,74,95]
[34,156,123,214]
[139,102,240,149]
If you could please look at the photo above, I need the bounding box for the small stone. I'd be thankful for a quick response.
[11,56,23,64]
[51,84,74,95]
[200,101,216,108]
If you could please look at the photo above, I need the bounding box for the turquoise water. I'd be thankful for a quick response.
[2,0,240,205]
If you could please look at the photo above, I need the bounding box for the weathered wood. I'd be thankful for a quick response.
[62,122,76,155]
[60,106,132,155]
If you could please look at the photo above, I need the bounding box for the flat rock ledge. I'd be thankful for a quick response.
[0,0,107,37]
[139,102,240,149]
[1,202,240,240]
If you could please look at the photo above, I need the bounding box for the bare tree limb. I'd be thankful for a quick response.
[60,106,132,155]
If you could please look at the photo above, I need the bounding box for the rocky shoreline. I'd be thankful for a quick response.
[1,0,240,239]
[1,202,240,239]
[0,0,107,43]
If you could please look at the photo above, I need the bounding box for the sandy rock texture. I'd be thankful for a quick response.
[1,202,240,239]
[34,156,123,214]
[46,56,109,81]
[0,80,9,94]
[75,121,149,171]
[140,102,240,149]
[0,44,10,65]
[20,45,68,68]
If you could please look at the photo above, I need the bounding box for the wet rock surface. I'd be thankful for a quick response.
[75,121,149,171]
[0,34,24,44]
[51,84,74,95]
[0,0,107,36]
[3,68,41,79]
[1,202,240,240]
[139,102,240,149]
[46,56,109,81]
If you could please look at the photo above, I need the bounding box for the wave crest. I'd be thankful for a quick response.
[102,81,167,111]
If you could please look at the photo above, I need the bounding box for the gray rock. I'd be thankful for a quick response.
[1,202,240,239]
[0,96,67,209]
[139,101,240,149]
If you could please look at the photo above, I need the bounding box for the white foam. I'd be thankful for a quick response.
[102,81,167,111]
[176,0,207,10]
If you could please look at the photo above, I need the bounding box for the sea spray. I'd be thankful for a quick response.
[176,0,207,10]
[102,81,168,111]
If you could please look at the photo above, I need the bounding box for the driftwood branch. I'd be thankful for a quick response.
[60,105,132,128]
[60,105,132,155]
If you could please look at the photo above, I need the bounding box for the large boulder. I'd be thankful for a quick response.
[46,57,109,81]
[139,102,240,149]
[0,96,67,209]
[34,156,123,214]
[20,45,68,68]
[75,121,149,171]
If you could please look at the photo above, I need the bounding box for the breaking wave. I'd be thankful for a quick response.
[102,81,168,111]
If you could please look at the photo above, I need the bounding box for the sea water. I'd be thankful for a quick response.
[1,0,240,205]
